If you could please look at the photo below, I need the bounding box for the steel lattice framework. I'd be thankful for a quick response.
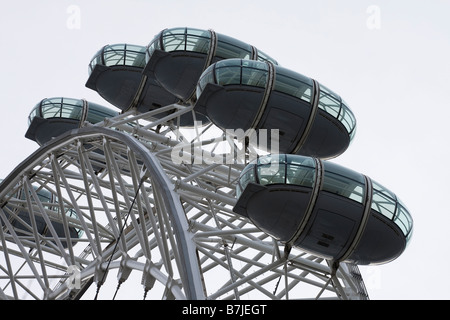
[0,105,368,300]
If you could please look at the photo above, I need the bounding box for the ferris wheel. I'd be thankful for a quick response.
[0,27,412,300]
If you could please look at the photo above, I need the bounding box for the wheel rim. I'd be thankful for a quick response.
[0,112,368,300]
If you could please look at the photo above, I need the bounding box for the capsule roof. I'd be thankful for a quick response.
[144,27,278,102]
[28,97,117,125]
[88,43,147,75]
[146,27,278,65]
[86,42,209,126]
[197,58,356,141]
[26,97,117,145]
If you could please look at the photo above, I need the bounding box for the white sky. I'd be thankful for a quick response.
[0,0,449,300]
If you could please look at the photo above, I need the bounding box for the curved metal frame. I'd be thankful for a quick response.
[0,107,368,300]
[0,126,204,299]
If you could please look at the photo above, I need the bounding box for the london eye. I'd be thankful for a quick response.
[0,27,412,300]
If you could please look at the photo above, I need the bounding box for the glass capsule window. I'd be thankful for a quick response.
[146,27,277,66]
[236,154,316,198]
[236,155,413,242]
[28,98,117,126]
[322,161,366,204]
[236,165,256,198]
[273,67,313,104]
[257,157,286,186]
[395,202,414,242]
[216,59,269,87]
[196,64,216,95]
[285,155,316,187]
[16,185,83,237]
[215,33,252,60]
[318,85,341,118]
[162,27,187,52]
[146,31,162,60]
[146,27,211,62]
[196,59,269,98]
[85,102,119,123]
[339,100,357,140]
[256,49,278,66]
[89,44,147,75]
[186,28,211,53]
[215,59,243,86]
[318,84,357,138]
[30,98,84,124]
[162,27,211,53]
[371,180,397,220]
[371,180,413,238]
[88,50,103,75]
[28,106,40,125]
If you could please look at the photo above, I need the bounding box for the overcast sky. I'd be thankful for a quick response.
[1,0,449,300]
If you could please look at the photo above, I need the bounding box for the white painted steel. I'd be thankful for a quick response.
[0,105,368,300]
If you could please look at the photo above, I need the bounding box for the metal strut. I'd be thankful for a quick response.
[94,175,145,300]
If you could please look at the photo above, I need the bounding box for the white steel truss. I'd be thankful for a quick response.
[0,105,368,300]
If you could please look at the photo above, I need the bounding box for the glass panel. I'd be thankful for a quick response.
[372,180,397,201]
[323,161,365,184]
[162,28,186,52]
[318,85,342,120]
[196,65,216,97]
[124,44,147,67]
[322,171,365,203]
[370,181,397,220]
[61,104,75,119]
[318,91,341,118]
[284,154,316,187]
[394,204,413,237]
[146,33,162,61]
[256,49,278,65]
[257,154,286,165]
[371,190,396,220]
[215,34,252,60]
[36,188,52,203]
[103,44,126,66]
[239,165,257,192]
[322,162,365,203]
[185,28,211,53]
[215,64,241,86]
[41,98,63,119]
[255,154,286,185]
[286,154,315,167]
[28,105,40,125]
[286,163,315,187]
[338,101,357,135]
[69,105,83,120]
[273,67,313,103]
[86,102,117,123]
[88,48,103,75]
[241,60,268,88]
[98,44,147,68]
[257,162,286,185]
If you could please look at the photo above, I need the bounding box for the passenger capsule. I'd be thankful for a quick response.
[25,97,118,145]
[233,154,413,265]
[86,43,209,126]
[195,59,357,159]
[144,27,278,103]
[0,181,81,248]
